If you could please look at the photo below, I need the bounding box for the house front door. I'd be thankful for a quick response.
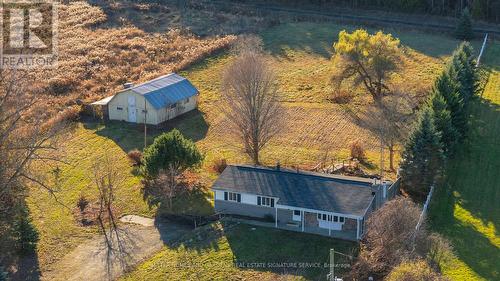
[128,96,137,122]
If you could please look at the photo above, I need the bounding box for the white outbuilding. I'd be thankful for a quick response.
[92,73,199,125]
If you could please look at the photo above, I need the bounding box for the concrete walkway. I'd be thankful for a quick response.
[42,216,190,281]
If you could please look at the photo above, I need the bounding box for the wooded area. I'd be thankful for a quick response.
[269,0,500,22]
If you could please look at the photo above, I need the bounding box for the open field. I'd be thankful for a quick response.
[429,43,500,281]
[120,221,356,281]
[181,21,483,171]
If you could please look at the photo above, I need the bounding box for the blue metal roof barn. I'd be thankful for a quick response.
[124,73,199,109]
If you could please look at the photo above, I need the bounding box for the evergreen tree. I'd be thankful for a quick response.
[141,129,203,178]
[430,90,459,157]
[400,108,444,199]
[454,42,478,103]
[435,70,466,137]
[455,8,474,41]
[13,207,39,255]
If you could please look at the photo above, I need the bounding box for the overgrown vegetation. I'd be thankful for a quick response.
[32,1,236,116]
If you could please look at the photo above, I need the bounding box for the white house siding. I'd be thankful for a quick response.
[214,190,257,205]
[108,91,159,125]
[214,199,275,218]
[156,95,198,124]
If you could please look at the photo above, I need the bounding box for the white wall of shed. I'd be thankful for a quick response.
[156,95,198,124]
[108,91,159,125]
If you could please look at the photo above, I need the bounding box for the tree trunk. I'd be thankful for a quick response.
[389,143,395,171]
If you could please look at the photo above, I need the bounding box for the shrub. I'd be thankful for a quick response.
[212,158,227,174]
[350,140,366,161]
[330,89,353,104]
[142,129,203,178]
[455,8,473,41]
[77,194,89,213]
[427,233,454,268]
[386,260,443,281]
[128,149,143,166]
[348,197,428,279]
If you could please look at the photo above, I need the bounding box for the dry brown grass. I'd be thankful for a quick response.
[34,1,236,116]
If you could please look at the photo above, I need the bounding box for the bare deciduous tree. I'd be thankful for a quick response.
[153,165,183,210]
[368,92,413,171]
[0,69,67,265]
[221,51,283,165]
[348,197,428,280]
[91,155,129,278]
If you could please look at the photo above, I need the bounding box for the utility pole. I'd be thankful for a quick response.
[379,131,384,180]
[330,248,335,281]
[144,99,147,149]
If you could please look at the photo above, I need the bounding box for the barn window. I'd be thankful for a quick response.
[117,107,123,110]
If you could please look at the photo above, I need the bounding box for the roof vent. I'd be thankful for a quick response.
[123,82,134,89]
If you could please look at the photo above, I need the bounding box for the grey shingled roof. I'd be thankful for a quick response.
[212,165,376,217]
[120,73,198,109]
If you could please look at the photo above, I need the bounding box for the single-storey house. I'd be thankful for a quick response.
[212,165,399,241]
[91,73,199,125]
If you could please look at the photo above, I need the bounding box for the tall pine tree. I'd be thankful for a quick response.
[400,108,444,199]
[430,90,459,157]
[435,70,466,138]
[453,42,478,104]
[455,8,474,41]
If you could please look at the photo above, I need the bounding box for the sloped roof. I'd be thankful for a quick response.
[121,73,198,109]
[91,95,115,105]
[213,165,377,217]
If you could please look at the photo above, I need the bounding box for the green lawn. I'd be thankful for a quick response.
[429,43,500,281]
[120,221,356,281]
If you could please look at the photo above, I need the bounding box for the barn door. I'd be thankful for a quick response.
[128,96,137,122]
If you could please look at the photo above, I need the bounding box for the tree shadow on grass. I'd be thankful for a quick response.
[84,109,208,153]
[10,254,40,281]
[225,222,357,280]
[430,96,500,280]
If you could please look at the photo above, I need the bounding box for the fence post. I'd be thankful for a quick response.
[477,33,489,67]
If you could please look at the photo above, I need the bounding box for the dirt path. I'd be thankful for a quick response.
[41,217,190,281]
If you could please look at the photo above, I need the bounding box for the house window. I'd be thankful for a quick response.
[333,216,338,222]
[184,97,190,104]
[322,214,327,221]
[317,213,321,220]
[170,103,177,109]
[339,217,345,223]
[294,210,300,216]
[224,191,241,203]
[257,196,274,207]
[117,107,123,110]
